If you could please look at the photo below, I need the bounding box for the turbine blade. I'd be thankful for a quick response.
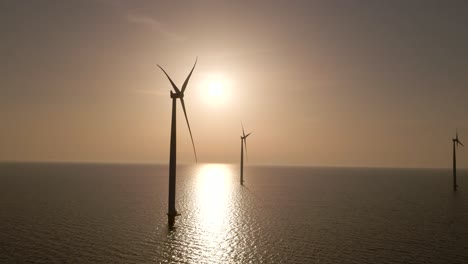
[181,57,198,93]
[157,65,180,93]
[245,132,252,138]
[244,138,248,161]
[180,98,197,162]
[241,122,246,138]
[459,140,464,147]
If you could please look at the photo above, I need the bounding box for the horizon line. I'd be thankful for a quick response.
[0,159,466,170]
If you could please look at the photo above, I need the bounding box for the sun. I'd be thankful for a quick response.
[200,74,231,106]
[208,80,225,99]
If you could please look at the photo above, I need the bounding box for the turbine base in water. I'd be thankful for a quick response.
[167,211,180,226]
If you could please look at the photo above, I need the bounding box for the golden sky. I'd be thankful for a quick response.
[1,0,467,168]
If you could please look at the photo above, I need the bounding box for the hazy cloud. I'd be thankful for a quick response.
[126,12,185,42]
[132,89,167,96]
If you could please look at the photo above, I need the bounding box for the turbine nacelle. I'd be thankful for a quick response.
[241,134,251,140]
[454,139,464,148]
[452,130,464,148]
[170,90,184,99]
[453,130,464,148]
[240,123,252,161]
[241,122,251,139]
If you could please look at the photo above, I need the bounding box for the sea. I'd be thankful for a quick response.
[0,162,467,264]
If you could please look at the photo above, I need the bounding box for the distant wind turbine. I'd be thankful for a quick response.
[240,123,252,185]
[452,129,464,191]
[157,58,198,226]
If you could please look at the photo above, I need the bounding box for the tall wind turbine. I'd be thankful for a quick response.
[452,129,464,191]
[240,123,251,185]
[157,58,198,226]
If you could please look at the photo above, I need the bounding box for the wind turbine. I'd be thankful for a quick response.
[452,129,464,191]
[157,58,198,226]
[240,123,251,185]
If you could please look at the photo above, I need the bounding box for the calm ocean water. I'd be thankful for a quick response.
[0,163,467,263]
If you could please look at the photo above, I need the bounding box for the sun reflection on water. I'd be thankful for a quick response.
[195,164,231,227]
[190,163,237,262]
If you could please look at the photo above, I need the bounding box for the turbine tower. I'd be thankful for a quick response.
[452,130,464,191]
[240,123,251,185]
[157,58,198,226]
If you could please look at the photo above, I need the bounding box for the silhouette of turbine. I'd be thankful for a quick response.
[240,123,251,185]
[452,129,464,191]
[157,58,198,226]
